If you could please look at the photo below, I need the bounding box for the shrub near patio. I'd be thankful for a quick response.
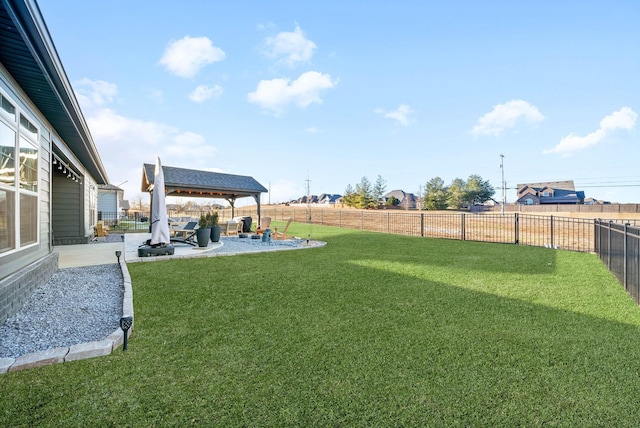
[2,224,640,426]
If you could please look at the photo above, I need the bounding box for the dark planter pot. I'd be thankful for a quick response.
[195,228,211,247]
[210,226,221,242]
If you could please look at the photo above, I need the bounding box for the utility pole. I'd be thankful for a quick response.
[500,154,505,214]
[305,173,312,222]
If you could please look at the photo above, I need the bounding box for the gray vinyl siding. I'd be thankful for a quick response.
[52,172,83,239]
[98,192,117,213]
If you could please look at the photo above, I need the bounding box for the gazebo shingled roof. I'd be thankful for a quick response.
[142,163,268,218]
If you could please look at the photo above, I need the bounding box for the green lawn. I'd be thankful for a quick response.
[3,224,640,426]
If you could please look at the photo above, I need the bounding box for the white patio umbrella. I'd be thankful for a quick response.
[150,156,171,246]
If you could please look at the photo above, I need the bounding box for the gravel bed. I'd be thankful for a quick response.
[0,264,123,359]
[214,236,309,253]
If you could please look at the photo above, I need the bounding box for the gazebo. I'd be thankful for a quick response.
[141,163,268,220]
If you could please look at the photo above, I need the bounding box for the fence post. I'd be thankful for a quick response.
[387,212,390,234]
[550,215,554,248]
[461,213,465,241]
[420,213,424,237]
[339,210,342,228]
[608,220,612,269]
[594,219,598,254]
[515,213,519,244]
[361,211,364,230]
[624,223,628,290]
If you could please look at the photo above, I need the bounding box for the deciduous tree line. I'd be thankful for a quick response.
[343,174,495,210]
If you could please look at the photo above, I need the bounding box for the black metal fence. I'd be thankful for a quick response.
[97,211,150,231]
[221,208,640,253]
[595,220,640,305]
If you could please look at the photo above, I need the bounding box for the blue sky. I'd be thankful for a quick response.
[37,0,639,205]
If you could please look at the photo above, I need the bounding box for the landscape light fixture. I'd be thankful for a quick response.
[115,250,122,263]
[120,316,133,351]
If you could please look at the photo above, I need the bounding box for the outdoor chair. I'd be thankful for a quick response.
[256,216,271,233]
[273,218,293,240]
[170,221,197,246]
[223,220,243,236]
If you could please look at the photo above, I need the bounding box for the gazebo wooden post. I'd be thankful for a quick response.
[253,194,261,226]
[226,197,236,219]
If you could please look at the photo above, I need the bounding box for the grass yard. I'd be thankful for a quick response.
[2,224,640,426]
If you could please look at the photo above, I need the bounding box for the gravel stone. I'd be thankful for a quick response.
[0,264,123,359]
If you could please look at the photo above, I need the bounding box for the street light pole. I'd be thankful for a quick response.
[500,154,505,214]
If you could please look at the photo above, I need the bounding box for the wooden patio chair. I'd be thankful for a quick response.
[256,216,271,233]
[223,220,242,236]
[272,218,293,240]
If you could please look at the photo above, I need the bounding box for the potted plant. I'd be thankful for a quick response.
[195,214,211,247]
[208,212,221,242]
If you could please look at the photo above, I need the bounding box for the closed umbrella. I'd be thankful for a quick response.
[150,156,170,246]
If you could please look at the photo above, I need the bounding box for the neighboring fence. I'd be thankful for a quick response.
[595,220,640,305]
[97,211,151,231]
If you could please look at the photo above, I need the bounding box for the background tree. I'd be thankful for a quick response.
[355,176,377,209]
[423,177,449,210]
[343,184,356,207]
[132,194,150,212]
[447,178,466,209]
[465,174,495,205]
[373,175,387,205]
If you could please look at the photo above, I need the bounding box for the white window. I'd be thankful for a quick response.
[526,198,534,205]
[542,191,550,197]
[0,94,38,254]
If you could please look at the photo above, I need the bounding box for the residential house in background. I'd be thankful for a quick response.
[0,0,109,322]
[318,193,341,205]
[516,181,585,205]
[383,190,418,209]
[98,183,124,218]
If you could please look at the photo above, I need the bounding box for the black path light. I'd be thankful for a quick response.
[120,316,133,351]
[115,250,122,263]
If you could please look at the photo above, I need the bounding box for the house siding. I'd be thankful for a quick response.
[0,1,109,322]
[0,67,56,321]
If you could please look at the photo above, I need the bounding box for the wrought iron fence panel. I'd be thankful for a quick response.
[594,220,640,306]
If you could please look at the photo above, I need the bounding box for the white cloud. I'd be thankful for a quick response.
[247,71,336,115]
[544,107,637,156]
[471,99,544,137]
[305,127,318,133]
[74,78,118,110]
[74,80,216,200]
[159,36,225,78]
[189,84,223,102]
[376,104,414,126]
[264,24,316,67]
